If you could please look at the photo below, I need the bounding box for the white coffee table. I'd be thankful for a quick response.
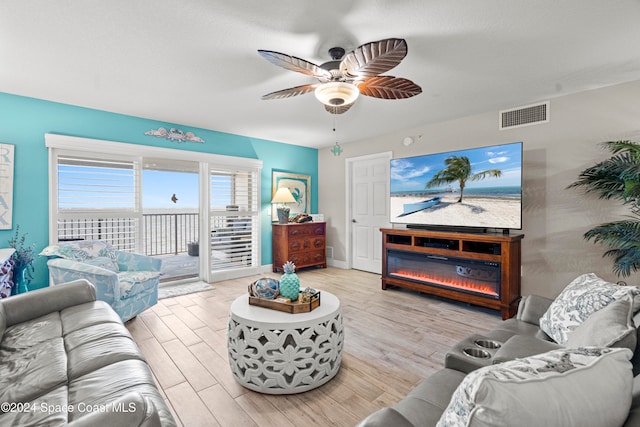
[227,290,344,394]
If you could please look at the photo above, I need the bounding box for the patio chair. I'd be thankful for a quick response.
[40,240,162,322]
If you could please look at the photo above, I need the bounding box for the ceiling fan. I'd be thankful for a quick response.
[258,38,422,114]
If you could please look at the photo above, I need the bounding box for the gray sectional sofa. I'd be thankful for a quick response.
[0,279,176,426]
[357,293,640,427]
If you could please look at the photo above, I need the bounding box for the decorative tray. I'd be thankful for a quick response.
[248,290,321,314]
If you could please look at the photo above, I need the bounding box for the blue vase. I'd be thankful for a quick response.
[12,268,28,295]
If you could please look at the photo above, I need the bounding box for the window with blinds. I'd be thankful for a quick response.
[209,168,258,271]
[55,155,139,251]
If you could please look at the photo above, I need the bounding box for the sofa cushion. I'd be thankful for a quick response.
[436,347,633,427]
[64,322,133,352]
[355,407,415,427]
[60,301,122,335]
[492,335,562,364]
[395,368,466,426]
[489,318,547,341]
[67,391,161,427]
[515,294,554,325]
[0,312,61,350]
[566,293,637,351]
[539,273,640,344]
[0,386,68,426]
[0,337,67,404]
[0,312,66,405]
[68,359,171,424]
[67,336,146,380]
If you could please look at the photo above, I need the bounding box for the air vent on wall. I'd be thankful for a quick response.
[499,101,549,130]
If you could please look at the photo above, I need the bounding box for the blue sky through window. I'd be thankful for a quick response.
[59,162,237,210]
[143,170,199,209]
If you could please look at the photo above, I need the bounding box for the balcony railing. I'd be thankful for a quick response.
[57,212,248,257]
[58,213,200,256]
[143,212,199,256]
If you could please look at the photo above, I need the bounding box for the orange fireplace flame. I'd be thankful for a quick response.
[392,270,499,297]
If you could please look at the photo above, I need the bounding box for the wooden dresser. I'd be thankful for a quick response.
[272,222,327,272]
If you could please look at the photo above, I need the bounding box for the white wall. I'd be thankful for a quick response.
[319,79,640,298]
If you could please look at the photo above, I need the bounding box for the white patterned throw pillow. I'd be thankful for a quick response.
[436,347,633,427]
[539,273,640,345]
[39,240,118,262]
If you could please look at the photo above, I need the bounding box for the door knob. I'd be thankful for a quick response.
[352,219,356,223]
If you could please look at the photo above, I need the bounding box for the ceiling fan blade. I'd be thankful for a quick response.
[324,102,355,115]
[261,83,319,100]
[258,50,332,79]
[340,38,408,78]
[356,76,422,99]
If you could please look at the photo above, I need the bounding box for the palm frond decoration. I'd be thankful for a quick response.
[568,141,640,205]
[570,140,640,276]
[606,140,640,156]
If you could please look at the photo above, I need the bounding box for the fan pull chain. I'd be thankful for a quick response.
[331,116,343,156]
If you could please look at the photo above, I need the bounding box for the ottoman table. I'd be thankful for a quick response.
[227,291,343,394]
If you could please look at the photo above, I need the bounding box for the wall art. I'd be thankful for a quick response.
[0,144,14,230]
[271,171,311,222]
[145,127,204,143]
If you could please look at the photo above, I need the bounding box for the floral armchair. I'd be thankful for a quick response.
[40,240,162,322]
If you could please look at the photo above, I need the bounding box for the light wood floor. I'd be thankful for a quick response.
[126,267,500,427]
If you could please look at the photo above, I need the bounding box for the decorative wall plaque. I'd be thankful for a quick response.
[0,144,14,230]
[145,127,204,143]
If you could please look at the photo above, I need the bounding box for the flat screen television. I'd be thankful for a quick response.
[390,141,522,230]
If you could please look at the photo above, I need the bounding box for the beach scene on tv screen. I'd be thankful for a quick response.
[390,142,522,229]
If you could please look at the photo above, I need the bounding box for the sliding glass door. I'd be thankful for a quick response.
[143,158,200,282]
[46,134,263,284]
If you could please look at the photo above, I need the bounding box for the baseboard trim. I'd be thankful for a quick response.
[328,259,348,269]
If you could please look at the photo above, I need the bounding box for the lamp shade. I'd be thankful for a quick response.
[314,82,360,107]
[271,187,296,204]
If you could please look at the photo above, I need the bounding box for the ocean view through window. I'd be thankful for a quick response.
[47,134,263,283]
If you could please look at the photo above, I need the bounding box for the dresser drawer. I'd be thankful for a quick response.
[288,236,325,252]
[288,223,325,237]
[288,250,326,267]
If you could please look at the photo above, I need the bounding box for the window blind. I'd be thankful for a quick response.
[209,167,258,271]
[55,155,139,251]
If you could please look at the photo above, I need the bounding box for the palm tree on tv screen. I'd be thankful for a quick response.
[425,156,502,203]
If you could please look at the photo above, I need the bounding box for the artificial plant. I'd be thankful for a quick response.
[568,140,640,277]
[8,225,36,285]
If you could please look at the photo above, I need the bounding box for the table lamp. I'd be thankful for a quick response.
[271,187,296,224]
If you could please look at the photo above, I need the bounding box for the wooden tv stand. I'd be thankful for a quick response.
[381,228,523,319]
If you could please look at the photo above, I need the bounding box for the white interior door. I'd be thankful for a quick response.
[350,153,391,273]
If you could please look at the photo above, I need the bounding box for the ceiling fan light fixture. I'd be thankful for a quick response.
[259,38,420,115]
[314,82,359,107]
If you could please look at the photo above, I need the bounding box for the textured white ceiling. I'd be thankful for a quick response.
[2,0,640,148]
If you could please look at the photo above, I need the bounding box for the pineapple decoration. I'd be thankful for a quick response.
[279,261,300,301]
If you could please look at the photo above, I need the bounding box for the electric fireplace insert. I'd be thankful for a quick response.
[386,249,500,299]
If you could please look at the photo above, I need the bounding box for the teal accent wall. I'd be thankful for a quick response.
[0,92,318,289]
